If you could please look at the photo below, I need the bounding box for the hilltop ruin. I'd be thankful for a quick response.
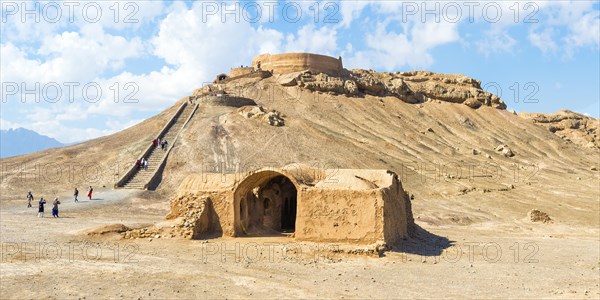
[203,52,507,110]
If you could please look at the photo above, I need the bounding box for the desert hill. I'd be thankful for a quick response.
[1,69,598,233]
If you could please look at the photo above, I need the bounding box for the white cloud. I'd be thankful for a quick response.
[346,18,460,70]
[1,25,144,84]
[338,1,370,28]
[529,28,558,55]
[284,24,338,54]
[475,31,517,57]
[0,118,20,131]
[2,106,113,143]
[529,1,600,58]
[564,10,600,57]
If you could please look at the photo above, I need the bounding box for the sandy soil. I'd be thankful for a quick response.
[0,190,598,299]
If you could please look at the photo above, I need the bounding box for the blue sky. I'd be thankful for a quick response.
[1,0,599,143]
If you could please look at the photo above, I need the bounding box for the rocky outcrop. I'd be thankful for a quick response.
[238,106,285,126]
[520,110,599,149]
[84,224,130,236]
[495,144,515,157]
[528,209,552,223]
[276,69,506,110]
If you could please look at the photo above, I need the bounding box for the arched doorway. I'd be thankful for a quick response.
[234,171,298,236]
[214,73,228,83]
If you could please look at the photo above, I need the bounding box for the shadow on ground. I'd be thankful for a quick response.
[388,224,454,256]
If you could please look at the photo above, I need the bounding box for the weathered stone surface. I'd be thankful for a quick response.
[238,106,285,127]
[495,144,515,157]
[274,68,507,110]
[520,110,599,149]
[464,98,483,109]
[343,80,359,96]
[276,72,301,86]
[502,148,515,157]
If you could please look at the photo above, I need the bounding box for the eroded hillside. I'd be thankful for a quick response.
[1,70,598,233]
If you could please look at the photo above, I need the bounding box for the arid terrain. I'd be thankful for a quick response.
[1,69,599,299]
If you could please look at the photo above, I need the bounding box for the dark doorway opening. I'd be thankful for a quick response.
[239,175,297,235]
[281,195,297,232]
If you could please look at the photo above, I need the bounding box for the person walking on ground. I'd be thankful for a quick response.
[74,188,79,202]
[143,158,148,171]
[162,140,168,151]
[136,159,141,169]
[27,191,33,208]
[88,186,93,200]
[52,197,60,218]
[37,198,46,218]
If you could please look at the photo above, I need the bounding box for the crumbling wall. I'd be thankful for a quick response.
[169,174,237,237]
[166,193,226,239]
[201,95,257,108]
[381,174,414,245]
[230,67,254,77]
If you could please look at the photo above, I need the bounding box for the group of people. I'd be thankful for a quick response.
[151,138,169,151]
[135,138,171,171]
[33,196,59,218]
[27,186,93,218]
[136,158,149,170]
[74,186,93,202]
[34,197,59,218]
[187,97,198,105]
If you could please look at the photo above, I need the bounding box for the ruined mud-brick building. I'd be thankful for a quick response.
[168,166,414,246]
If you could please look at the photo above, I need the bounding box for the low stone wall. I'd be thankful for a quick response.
[201,95,257,107]
[230,67,254,77]
[252,53,343,76]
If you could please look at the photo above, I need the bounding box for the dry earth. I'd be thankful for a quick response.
[1,70,599,299]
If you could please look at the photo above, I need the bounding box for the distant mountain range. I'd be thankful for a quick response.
[0,128,65,158]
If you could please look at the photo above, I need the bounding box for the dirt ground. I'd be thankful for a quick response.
[0,188,598,299]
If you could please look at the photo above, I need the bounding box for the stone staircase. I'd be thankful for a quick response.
[115,100,197,189]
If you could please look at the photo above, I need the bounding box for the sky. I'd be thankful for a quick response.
[1,0,599,143]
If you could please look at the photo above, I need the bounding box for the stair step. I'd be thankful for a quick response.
[117,104,197,189]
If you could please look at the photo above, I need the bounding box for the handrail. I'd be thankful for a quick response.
[114,97,190,188]
[144,102,199,189]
